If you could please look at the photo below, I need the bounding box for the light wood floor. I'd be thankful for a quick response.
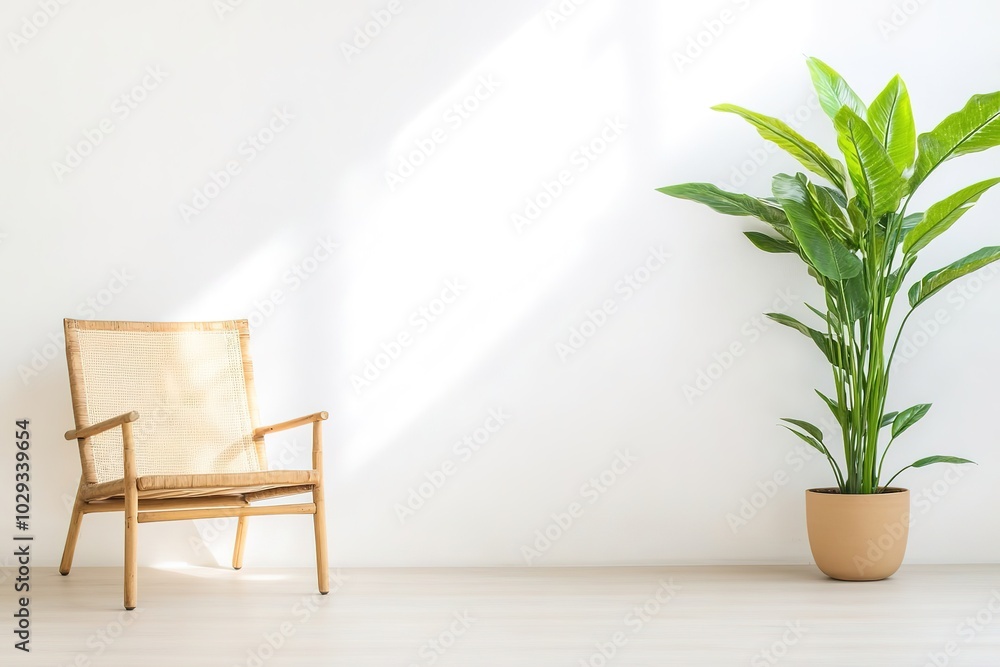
[24,565,1000,665]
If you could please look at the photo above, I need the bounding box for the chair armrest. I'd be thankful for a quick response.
[254,411,329,437]
[65,411,140,440]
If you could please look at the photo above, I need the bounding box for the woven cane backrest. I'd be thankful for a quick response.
[64,320,263,484]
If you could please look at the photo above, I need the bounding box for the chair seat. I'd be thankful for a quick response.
[81,469,320,502]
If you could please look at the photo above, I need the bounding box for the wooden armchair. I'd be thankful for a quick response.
[60,319,330,610]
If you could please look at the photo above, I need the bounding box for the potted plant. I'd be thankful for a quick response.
[660,57,1000,580]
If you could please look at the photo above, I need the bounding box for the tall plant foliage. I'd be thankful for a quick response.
[661,58,1000,493]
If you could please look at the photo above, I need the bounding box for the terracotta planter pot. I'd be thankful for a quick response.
[805,487,910,581]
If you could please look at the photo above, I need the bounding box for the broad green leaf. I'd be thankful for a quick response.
[911,91,1000,188]
[908,246,1000,308]
[713,104,847,191]
[808,181,853,243]
[780,418,825,442]
[841,273,871,321]
[834,107,905,216]
[880,412,899,429]
[657,183,790,234]
[891,403,931,438]
[903,177,1000,254]
[806,57,867,120]
[818,185,848,208]
[910,455,975,468]
[878,213,922,252]
[868,75,916,174]
[766,312,843,366]
[806,265,824,285]
[900,212,923,236]
[772,174,862,280]
[847,200,868,236]
[822,272,868,320]
[743,231,797,253]
[781,426,829,457]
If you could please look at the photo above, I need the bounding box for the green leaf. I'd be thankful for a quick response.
[911,455,976,468]
[816,389,848,425]
[806,57,867,120]
[772,174,862,280]
[782,422,847,490]
[808,181,853,243]
[780,418,825,442]
[891,403,931,438]
[880,412,899,429]
[911,91,1000,188]
[657,183,790,233]
[817,185,848,208]
[822,272,868,321]
[805,303,838,329]
[743,231,797,254]
[834,107,905,216]
[713,104,847,191]
[841,273,871,321]
[846,200,868,237]
[878,213,922,253]
[868,75,916,174]
[781,426,829,457]
[903,177,1000,254]
[766,312,843,366]
[908,246,1000,308]
[900,212,923,236]
[766,312,819,338]
[883,455,976,489]
[887,254,917,296]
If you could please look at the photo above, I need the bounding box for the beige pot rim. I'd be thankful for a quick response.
[806,487,909,495]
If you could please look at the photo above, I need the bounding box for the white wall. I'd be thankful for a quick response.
[3,0,1000,569]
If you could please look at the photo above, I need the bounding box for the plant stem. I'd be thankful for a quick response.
[881,465,912,491]
[876,436,896,484]
[885,308,917,381]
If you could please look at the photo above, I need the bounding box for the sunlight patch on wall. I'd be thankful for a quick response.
[169,236,297,325]
[335,8,634,474]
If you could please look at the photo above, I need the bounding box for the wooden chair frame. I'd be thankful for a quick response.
[59,319,330,610]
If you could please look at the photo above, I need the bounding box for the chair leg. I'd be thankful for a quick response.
[59,481,86,576]
[124,480,138,610]
[313,482,329,594]
[233,517,249,570]
[122,421,139,610]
